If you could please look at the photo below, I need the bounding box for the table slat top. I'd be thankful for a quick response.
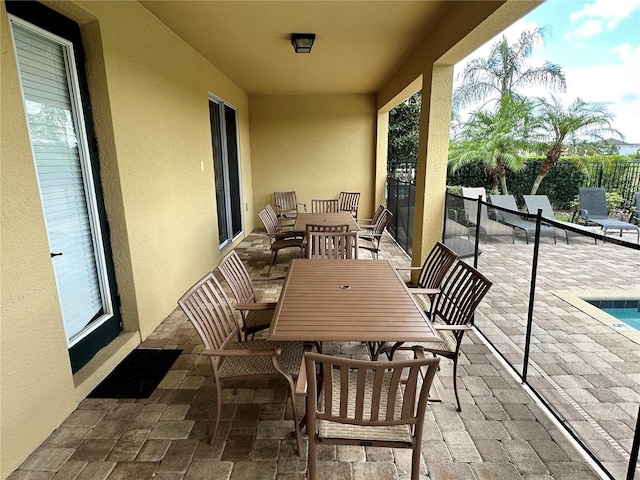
[269,259,439,342]
[293,212,360,232]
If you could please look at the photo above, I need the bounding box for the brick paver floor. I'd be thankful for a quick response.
[11,227,638,480]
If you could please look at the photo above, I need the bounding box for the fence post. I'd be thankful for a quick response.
[522,209,542,382]
[473,195,483,269]
[626,405,640,480]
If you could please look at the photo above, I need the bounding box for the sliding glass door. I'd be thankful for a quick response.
[209,96,243,248]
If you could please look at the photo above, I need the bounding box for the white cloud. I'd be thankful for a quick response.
[530,43,640,141]
[567,0,640,40]
[452,8,640,142]
[564,19,602,41]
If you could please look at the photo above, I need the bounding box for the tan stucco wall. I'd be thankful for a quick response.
[0,2,252,476]
[249,94,378,220]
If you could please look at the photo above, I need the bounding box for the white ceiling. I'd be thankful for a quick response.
[139,1,452,96]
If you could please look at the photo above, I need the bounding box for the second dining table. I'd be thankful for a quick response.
[268,259,440,349]
[293,212,360,233]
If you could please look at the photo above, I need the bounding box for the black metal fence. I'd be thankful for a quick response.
[443,192,640,480]
[387,176,415,255]
[390,159,640,210]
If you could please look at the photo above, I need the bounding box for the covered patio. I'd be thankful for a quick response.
[10,230,629,480]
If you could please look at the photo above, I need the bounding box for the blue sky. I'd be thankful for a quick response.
[454,0,640,143]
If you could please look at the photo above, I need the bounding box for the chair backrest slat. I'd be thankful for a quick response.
[217,250,256,305]
[416,241,458,289]
[307,231,358,259]
[311,199,339,213]
[258,206,279,237]
[432,261,492,328]
[178,273,241,366]
[305,352,439,427]
[338,192,360,217]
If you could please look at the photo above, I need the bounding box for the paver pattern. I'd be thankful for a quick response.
[11,228,638,480]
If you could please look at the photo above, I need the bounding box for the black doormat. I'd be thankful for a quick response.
[88,349,182,399]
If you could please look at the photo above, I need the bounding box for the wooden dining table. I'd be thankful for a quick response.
[293,212,360,233]
[268,259,439,345]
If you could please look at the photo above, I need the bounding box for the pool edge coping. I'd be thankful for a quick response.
[555,288,640,344]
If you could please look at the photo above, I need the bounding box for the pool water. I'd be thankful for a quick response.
[587,299,640,331]
[600,307,640,330]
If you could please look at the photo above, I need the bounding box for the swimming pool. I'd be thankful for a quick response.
[587,300,640,330]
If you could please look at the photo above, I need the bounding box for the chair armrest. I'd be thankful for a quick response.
[235,302,277,311]
[359,224,376,230]
[433,324,472,331]
[407,287,440,296]
[298,202,307,213]
[270,231,304,240]
[295,344,314,396]
[412,347,441,402]
[203,348,281,357]
[251,276,286,282]
[395,266,422,271]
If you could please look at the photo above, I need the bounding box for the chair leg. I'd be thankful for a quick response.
[307,431,317,480]
[284,376,302,456]
[209,382,224,445]
[269,249,278,274]
[411,446,421,480]
[452,358,461,412]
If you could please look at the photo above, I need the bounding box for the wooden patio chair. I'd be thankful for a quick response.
[397,241,458,317]
[367,241,458,360]
[337,191,360,218]
[274,191,307,228]
[311,199,339,213]
[264,203,293,232]
[377,261,492,411]
[258,206,304,274]
[358,208,393,259]
[357,204,385,226]
[177,272,304,453]
[304,351,440,480]
[307,230,359,259]
[217,250,280,340]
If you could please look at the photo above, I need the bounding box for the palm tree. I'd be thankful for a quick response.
[529,96,624,195]
[450,28,566,192]
[453,27,566,111]
[449,97,532,195]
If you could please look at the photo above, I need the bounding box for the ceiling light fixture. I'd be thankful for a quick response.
[291,33,316,54]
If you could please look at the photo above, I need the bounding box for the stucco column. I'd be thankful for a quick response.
[375,111,389,212]
[411,64,454,267]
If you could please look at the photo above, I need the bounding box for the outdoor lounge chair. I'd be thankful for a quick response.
[462,187,515,243]
[304,351,440,480]
[177,272,304,453]
[489,194,558,244]
[523,195,598,244]
[631,192,640,225]
[576,188,639,243]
